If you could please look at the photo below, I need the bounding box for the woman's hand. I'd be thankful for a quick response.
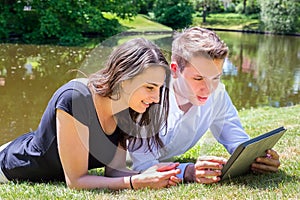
[131,163,181,189]
[251,149,280,173]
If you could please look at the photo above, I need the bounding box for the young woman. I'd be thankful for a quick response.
[0,38,180,190]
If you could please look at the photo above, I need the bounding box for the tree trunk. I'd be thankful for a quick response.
[243,0,247,13]
[203,4,207,23]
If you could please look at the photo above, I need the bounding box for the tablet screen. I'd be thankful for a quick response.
[221,126,287,180]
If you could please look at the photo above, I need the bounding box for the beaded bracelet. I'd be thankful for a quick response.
[129,176,134,189]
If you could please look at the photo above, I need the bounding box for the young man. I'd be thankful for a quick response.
[129,27,281,184]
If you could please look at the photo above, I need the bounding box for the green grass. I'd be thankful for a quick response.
[1,105,299,199]
[84,13,299,48]
[193,13,300,33]
[103,13,172,32]
[107,13,261,32]
[103,13,299,34]
[193,13,261,31]
[82,13,173,48]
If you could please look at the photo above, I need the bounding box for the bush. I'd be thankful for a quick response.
[236,1,260,15]
[224,3,236,13]
[153,0,194,30]
[235,3,244,14]
[0,13,8,39]
[138,0,155,14]
[260,0,299,33]
[1,1,130,45]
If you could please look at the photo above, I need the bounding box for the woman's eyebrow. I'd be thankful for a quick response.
[146,82,161,87]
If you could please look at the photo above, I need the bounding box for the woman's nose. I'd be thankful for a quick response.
[151,91,160,103]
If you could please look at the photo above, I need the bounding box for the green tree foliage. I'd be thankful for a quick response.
[192,0,224,23]
[0,2,10,38]
[153,0,194,30]
[0,14,8,39]
[193,0,224,14]
[0,0,140,45]
[131,0,156,14]
[259,0,299,33]
[235,0,260,14]
[95,0,140,18]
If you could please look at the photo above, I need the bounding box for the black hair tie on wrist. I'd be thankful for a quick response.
[129,176,134,189]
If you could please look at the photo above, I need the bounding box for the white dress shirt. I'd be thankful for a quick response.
[129,82,250,174]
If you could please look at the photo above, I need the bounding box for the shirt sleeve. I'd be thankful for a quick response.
[55,88,91,127]
[176,163,193,179]
[209,86,250,154]
[128,139,160,171]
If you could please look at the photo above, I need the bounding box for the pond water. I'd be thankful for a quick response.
[0,32,299,143]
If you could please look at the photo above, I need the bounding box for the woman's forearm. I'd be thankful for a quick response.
[104,166,139,177]
[66,174,131,190]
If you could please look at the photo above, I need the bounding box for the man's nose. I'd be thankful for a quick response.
[201,79,214,95]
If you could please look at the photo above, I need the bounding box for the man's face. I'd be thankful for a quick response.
[173,56,224,106]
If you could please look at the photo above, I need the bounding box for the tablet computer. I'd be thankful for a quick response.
[221,126,287,180]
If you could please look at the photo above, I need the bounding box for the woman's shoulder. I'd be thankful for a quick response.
[53,79,94,126]
[54,78,91,99]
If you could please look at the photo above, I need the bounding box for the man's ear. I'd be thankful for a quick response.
[170,62,178,78]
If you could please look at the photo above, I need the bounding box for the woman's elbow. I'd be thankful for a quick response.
[65,177,83,190]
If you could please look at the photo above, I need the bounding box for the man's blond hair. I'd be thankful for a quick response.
[172,27,229,71]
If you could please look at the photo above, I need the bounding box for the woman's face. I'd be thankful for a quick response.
[121,66,166,113]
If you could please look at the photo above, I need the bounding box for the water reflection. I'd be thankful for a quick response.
[293,68,300,94]
[0,44,92,142]
[219,32,300,109]
[0,32,299,142]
